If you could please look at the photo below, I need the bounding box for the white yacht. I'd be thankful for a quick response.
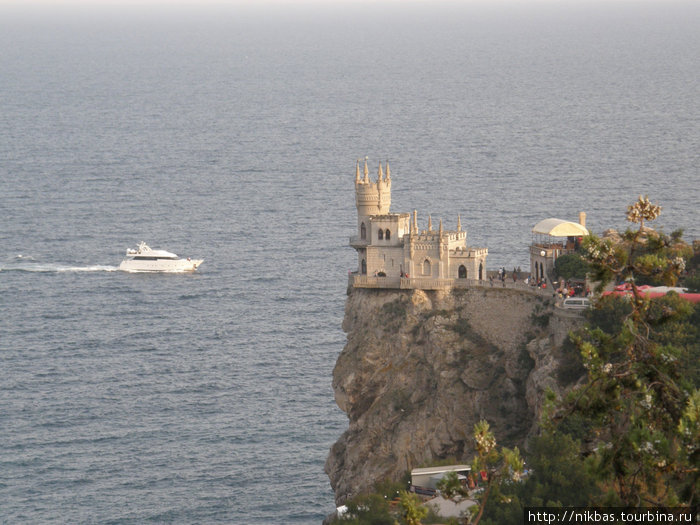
[119,242,203,272]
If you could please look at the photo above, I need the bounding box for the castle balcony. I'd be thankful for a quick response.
[349,273,401,288]
[349,235,369,249]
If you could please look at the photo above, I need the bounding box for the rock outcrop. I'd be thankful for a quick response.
[325,286,583,505]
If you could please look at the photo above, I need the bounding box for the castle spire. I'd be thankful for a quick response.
[386,161,391,181]
[377,162,384,182]
[363,157,369,183]
[355,159,361,183]
[413,210,418,232]
[439,218,443,236]
[428,215,433,232]
[457,214,462,231]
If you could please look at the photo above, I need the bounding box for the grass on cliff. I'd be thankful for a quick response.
[379,298,409,332]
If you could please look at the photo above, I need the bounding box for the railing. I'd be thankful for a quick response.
[349,274,401,288]
[400,277,454,290]
[348,272,553,296]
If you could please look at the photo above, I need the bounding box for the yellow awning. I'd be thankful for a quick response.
[532,218,589,237]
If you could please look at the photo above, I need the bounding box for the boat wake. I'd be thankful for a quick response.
[1,263,119,273]
[117,268,199,274]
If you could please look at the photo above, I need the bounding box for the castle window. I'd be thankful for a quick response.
[385,229,391,240]
[423,259,431,276]
[378,229,384,241]
[361,259,367,275]
[360,223,366,240]
[458,265,467,279]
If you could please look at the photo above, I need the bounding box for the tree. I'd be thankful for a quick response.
[625,194,661,230]
[552,197,699,507]
[476,432,604,525]
[469,420,524,525]
[554,253,589,280]
[397,490,427,525]
[333,493,394,525]
[436,470,468,502]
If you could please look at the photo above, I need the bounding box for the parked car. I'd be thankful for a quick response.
[562,297,590,309]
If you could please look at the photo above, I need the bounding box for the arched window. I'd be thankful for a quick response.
[458,265,467,279]
[479,262,483,280]
[378,229,384,240]
[423,259,431,276]
[361,259,367,275]
[360,223,366,240]
[385,229,391,241]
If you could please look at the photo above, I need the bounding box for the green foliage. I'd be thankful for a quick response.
[435,470,468,501]
[521,432,603,506]
[476,432,606,525]
[531,303,552,329]
[554,252,590,280]
[470,420,524,525]
[381,298,408,332]
[398,490,427,525]
[333,493,394,525]
[549,199,699,507]
[681,241,700,292]
[450,317,475,338]
[584,294,633,334]
[331,479,412,525]
[373,479,406,501]
[684,274,700,293]
[381,298,407,320]
[389,388,412,413]
[555,336,586,385]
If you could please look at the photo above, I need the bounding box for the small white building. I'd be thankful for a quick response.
[410,464,472,494]
[530,213,589,282]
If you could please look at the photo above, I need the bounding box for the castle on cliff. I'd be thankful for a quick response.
[349,158,488,290]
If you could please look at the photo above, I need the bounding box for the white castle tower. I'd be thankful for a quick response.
[350,158,487,289]
[354,157,391,235]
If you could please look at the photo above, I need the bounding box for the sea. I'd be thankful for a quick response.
[0,1,698,523]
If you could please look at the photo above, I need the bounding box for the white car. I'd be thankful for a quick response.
[562,297,590,309]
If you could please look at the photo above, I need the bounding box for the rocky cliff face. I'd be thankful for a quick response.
[325,286,583,504]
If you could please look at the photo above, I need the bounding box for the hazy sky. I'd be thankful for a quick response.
[0,0,666,5]
[0,0,684,14]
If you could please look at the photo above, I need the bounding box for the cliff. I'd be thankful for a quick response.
[325,286,584,504]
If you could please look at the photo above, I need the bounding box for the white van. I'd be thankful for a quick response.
[562,297,590,310]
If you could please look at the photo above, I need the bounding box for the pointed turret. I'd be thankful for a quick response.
[363,157,369,183]
[355,159,361,183]
[413,210,418,232]
[377,162,384,182]
[457,214,462,232]
[428,215,433,232]
[386,161,391,181]
[439,218,443,237]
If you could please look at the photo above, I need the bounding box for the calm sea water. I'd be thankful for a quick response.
[1,2,698,523]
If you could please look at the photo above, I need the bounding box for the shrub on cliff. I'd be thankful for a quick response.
[331,493,394,525]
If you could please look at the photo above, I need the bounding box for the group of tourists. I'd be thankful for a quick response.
[489,266,523,287]
[523,276,548,288]
[556,280,591,298]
